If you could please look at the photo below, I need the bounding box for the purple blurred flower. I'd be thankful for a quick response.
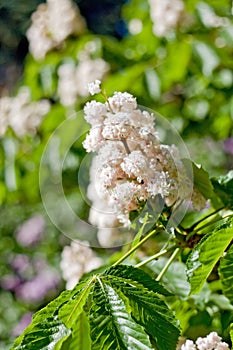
[16,214,45,247]
[16,269,60,303]
[1,274,21,291]
[223,138,233,155]
[12,312,32,336]
[11,254,30,273]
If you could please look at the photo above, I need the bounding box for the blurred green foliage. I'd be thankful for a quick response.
[0,0,233,348]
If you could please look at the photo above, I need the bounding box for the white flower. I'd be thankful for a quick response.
[97,227,124,247]
[75,57,109,97]
[108,92,137,113]
[57,48,109,106]
[87,80,101,95]
[0,96,10,136]
[60,241,103,289]
[121,150,149,179]
[179,332,230,350]
[148,0,184,37]
[26,0,86,60]
[181,339,197,350]
[83,89,205,230]
[108,181,146,225]
[57,62,78,106]
[197,3,230,28]
[128,19,143,35]
[146,172,171,197]
[82,127,104,152]
[0,87,50,138]
[84,101,107,125]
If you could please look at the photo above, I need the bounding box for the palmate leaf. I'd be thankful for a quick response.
[12,265,180,350]
[59,276,95,328]
[11,290,71,349]
[105,264,172,296]
[60,311,91,350]
[13,317,70,350]
[186,218,233,295]
[90,281,153,350]
[11,280,91,350]
[219,243,233,304]
[114,284,179,350]
[104,265,179,350]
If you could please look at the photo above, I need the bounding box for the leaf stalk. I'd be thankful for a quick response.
[156,247,180,282]
[113,229,158,266]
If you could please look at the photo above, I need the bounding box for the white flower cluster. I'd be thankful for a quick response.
[148,0,184,37]
[88,80,101,96]
[197,3,230,28]
[180,332,230,350]
[87,156,124,247]
[60,241,103,289]
[26,0,86,60]
[83,86,206,229]
[57,43,109,106]
[0,87,50,137]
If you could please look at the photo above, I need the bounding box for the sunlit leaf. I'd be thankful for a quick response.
[105,266,179,350]
[187,218,233,294]
[60,311,91,350]
[90,281,153,350]
[59,277,95,327]
[105,264,172,296]
[11,265,179,350]
[219,243,233,304]
[13,317,70,350]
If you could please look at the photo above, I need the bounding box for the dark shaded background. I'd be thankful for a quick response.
[0,0,127,92]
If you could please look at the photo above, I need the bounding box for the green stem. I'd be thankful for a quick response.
[187,207,224,233]
[187,212,233,239]
[156,247,180,282]
[135,246,175,268]
[112,229,158,267]
[102,89,114,113]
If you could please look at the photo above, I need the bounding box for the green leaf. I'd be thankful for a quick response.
[230,323,233,349]
[60,311,91,350]
[12,265,179,350]
[13,317,70,350]
[59,276,95,328]
[211,171,233,209]
[90,280,153,350]
[147,259,190,298]
[182,159,215,199]
[103,62,149,95]
[160,40,191,89]
[105,264,172,296]
[219,243,233,304]
[118,284,180,350]
[104,266,179,350]
[11,289,71,349]
[129,212,149,260]
[11,282,88,349]
[187,218,233,294]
